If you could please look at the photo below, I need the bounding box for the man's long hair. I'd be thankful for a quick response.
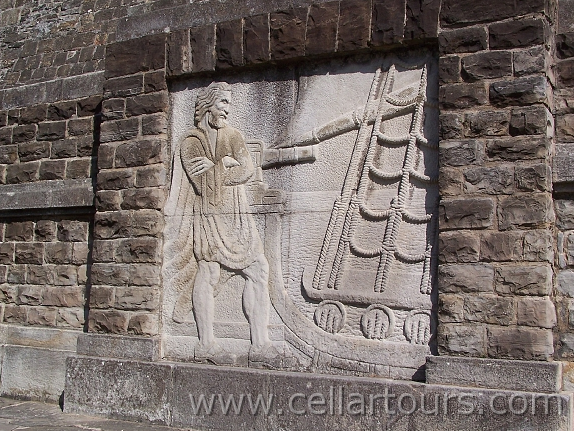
[194,81,232,126]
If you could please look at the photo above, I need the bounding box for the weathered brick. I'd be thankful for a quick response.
[105,34,166,79]
[94,212,130,240]
[371,0,405,46]
[19,105,47,124]
[462,51,513,81]
[216,19,244,69]
[96,190,122,211]
[480,231,524,262]
[125,92,168,117]
[440,197,494,229]
[439,27,487,54]
[438,231,480,263]
[464,295,515,325]
[5,222,34,241]
[513,46,546,77]
[114,286,159,311]
[439,167,464,196]
[305,3,338,56]
[338,0,372,50]
[57,220,89,242]
[18,141,50,162]
[44,242,73,264]
[439,56,460,84]
[115,139,164,168]
[42,286,84,307]
[89,309,129,333]
[556,200,574,230]
[439,113,464,139]
[66,158,91,179]
[464,165,514,195]
[439,139,483,166]
[3,305,28,324]
[486,137,548,161]
[438,323,486,357]
[57,309,84,329]
[404,0,440,40]
[144,71,167,93]
[35,221,56,241]
[439,82,488,109]
[100,118,139,143]
[12,124,36,143]
[515,163,550,192]
[167,29,191,76]
[97,168,135,190]
[15,242,44,264]
[39,159,66,180]
[440,0,546,27]
[439,294,464,323]
[115,238,161,263]
[68,118,93,137]
[121,188,166,210]
[190,25,216,73]
[0,145,17,164]
[141,113,167,136]
[496,264,552,296]
[489,18,546,50]
[47,101,76,121]
[438,263,494,293]
[91,263,130,286]
[243,14,270,64]
[510,105,550,136]
[270,7,307,60]
[498,193,553,230]
[489,76,547,107]
[464,111,509,138]
[127,313,159,336]
[487,326,553,360]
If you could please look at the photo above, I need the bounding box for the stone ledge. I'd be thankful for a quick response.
[0,179,94,212]
[0,324,80,352]
[65,357,572,430]
[76,333,160,362]
[426,355,562,394]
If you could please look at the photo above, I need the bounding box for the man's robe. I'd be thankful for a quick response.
[180,125,263,270]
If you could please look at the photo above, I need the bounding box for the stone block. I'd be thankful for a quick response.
[557,32,574,59]
[47,101,76,121]
[557,113,574,140]
[463,295,515,325]
[114,287,159,311]
[105,34,166,79]
[144,71,167,93]
[100,118,139,143]
[270,7,307,60]
[121,188,165,210]
[91,263,130,286]
[6,161,40,184]
[243,14,270,64]
[438,231,480,263]
[135,165,167,188]
[17,142,50,163]
[439,139,483,166]
[498,193,553,230]
[480,231,524,262]
[3,305,27,324]
[88,285,115,309]
[72,243,89,265]
[305,3,338,56]
[141,113,168,136]
[439,27,487,54]
[516,297,556,328]
[438,323,486,356]
[39,160,66,180]
[439,197,494,229]
[27,264,55,285]
[404,0,440,40]
[0,179,94,210]
[426,356,562,393]
[57,309,84,329]
[0,145,17,165]
[53,265,78,286]
[523,229,553,262]
[440,0,546,26]
[128,264,161,286]
[167,29,191,76]
[127,313,159,336]
[96,190,122,211]
[27,306,57,326]
[190,25,216,73]
[556,200,574,229]
[462,51,513,81]
[216,19,244,69]
[115,139,165,167]
[486,137,548,161]
[489,76,547,107]
[0,128,12,146]
[44,242,72,264]
[555,143,574,184]
[510,105,550,136]
[463,166,514,195]
[438,56,460,84]
[1,345,70,402]
[487,326,554,360]
[88,309,129,333]
[57,220,89,242]
[19,105,47,124]
[7,265,26,284]
[371,0,405,46]
[77,96,102,117]
[104,75,143,99]
[14,242,44,264]
[513,46,547,77]
[12,124,36,143]
[464,110,509,137]
[51,139,77,158]
[338,0,371,50]
[439,82,488,109]
[489,18,546,50]
[558,270,574,298]
[115,238,161,263]
[61,72,104,101]
[94,212,130,239]
[66,159,91,179]
[130,210,164,237]
[438,263,494,293]
[5,221,34,241]
[76,333,159,361]
[438,294,464,322]
[439,113,463,139]
[18,285,43,305]
[97,169,135,190]
[37,121,66,141]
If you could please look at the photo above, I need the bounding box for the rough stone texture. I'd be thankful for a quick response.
[463,295,515,325]
[76,333,159,361]
[105,35,167,79]
[270,8,307,60]
[439,27,487,54]
[216,19,244,69]
[462,51,513,81]
[489,76,548,107]
[439,198,494,229]
[440,0,547,27]
[371,0,406,46]
[439,140,483,166]
[438,264,494,293]
[0,179,94,211]
[438,231,480,263]
[426,356,562,393]
[244,14,271,63]
[306,3,338,55]
[498,193,553,230]
[338,0,371,50]
[190,25,217,73]
[489,18,546,50]
[487,327,554,360]
[496,264,553,296]
[480,231,524,262]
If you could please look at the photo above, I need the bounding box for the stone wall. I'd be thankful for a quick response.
[0,0,572,406]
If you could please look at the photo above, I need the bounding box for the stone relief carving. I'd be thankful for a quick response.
[163,54,438,377]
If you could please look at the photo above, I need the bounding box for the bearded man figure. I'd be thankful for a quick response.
[180,81,275,364]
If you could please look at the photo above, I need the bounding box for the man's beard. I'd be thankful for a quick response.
[208,112,226,129]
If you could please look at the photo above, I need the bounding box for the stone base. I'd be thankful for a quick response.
[65,356,573,430]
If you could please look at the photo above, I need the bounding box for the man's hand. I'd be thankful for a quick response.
[188,157,215,176]
[222,156,240,168]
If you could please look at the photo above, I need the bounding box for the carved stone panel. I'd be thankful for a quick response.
[163,52,439,378]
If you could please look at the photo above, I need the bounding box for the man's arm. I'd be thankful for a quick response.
[181,136,213,194]
[222,133,254,186]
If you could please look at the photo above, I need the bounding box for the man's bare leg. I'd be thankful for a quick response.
[192,260,220,350]
[243,254,273,351]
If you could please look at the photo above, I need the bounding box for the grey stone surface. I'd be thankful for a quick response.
[426,356,563,393]
[65,357,572,430]
[0,179,94,211]
[554,143,574,184]
[76,333,159,361]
